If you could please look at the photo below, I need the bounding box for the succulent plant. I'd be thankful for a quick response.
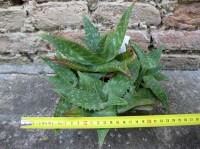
[39,2,169,148]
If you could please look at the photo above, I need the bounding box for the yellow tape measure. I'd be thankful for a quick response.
[21,114,200,129]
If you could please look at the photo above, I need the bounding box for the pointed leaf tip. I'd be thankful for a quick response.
[97,129,109,148]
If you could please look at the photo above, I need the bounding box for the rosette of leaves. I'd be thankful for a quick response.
[39,3,169,148]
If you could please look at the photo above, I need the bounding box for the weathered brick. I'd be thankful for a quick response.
[0,0,11,8]
[0,32,87,64]
[178,0,200,3]
[54,31,85,45]
[0,6,26,31]
[151,30,200,51]
[0,33,48,53]
[127,30,150,51]
[0,33,50,64]
[161,54,200,70]
[163,3,200,30]
[27,2,88,30]
[92,2,161,28]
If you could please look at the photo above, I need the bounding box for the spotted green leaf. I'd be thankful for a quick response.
[130,40,149,69]
[135,68,147,91]
[81,15,101,53]
[39,34,105,65]
[137,88,155,99]
[97,129,109,148]
[94,106,116,148]
[92,60,129,74]
[42,57,77,87]
[97,32,111,54]
[54,88,107,111]
[117,91,155,114]
[62,106,93,117]
[47,58,93,72]
[130,41,164,69]
[147,45,164,67]
[143,75,169,108]
[134,105,153,111]
[93,106,117,117]
[100,4,134,61]
[78,71,104,91]
[145,64,164,74]
[54,96,73,136]
[115,51,133,62]
[45,76,71,88]
[152,72,170,81]
[50,58,129,74]
[78,72,106,101]
[106,94,128,106]
[54,97,73,117]
[128,58,140,81]
[103,72,133,97]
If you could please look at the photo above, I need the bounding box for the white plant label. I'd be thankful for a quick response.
[119,35,130,54]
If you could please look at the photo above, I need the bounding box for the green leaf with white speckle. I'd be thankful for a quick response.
[97,129,109,148]
[94,106,116,148]
[100,4,134,61]
[128,58,140,81]
[42,57,77,87]
[143,75,169,108]
[92,60,129,74]
[117,90,155,114]
[152,72,170,81]
[82,15,101,54]
[54,97,73,117]
[39,34,105,65]
[78,71,106,101]
[62,106,93,117]
[48,58,93,72]
[54,88,107,111]
[147,45,164,68]
[103,72,133,98]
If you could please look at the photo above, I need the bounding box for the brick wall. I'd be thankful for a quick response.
[0,0,200,70]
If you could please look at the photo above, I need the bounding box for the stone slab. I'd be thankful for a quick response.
[0,71,200,148]
[161,54,200,70]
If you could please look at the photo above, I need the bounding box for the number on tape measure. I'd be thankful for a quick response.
[21,114,200,129]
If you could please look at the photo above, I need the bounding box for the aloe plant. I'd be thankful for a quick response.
[39,3,169,148]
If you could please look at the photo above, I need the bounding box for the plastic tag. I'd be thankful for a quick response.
[119,35,130,54]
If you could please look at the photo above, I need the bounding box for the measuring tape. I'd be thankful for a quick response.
[21,113,200,129]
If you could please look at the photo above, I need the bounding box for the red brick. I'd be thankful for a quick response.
[54,32,85,46]
[151,30,200,51]
[163,3,200,30]
[127,30,150,51]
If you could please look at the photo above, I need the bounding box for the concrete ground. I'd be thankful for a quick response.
[0,65,200,149]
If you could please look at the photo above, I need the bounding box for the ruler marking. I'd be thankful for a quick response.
[21,114,200,129]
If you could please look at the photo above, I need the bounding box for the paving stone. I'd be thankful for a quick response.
[161,54,200,70]
[0,71,199,148]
